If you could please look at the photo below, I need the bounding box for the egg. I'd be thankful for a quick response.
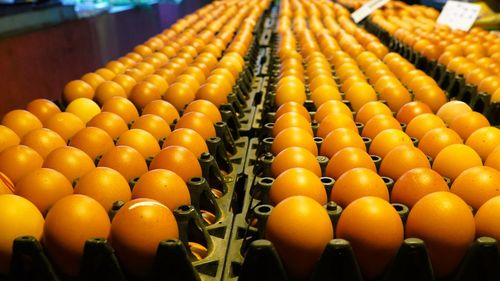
[266,196,333,280]
[0,195,44,273]
[149,146,202,182]
[43,194,110,276]
[270,167,327,205]
[74,167,132,211]
[15,168,73,215]
[336,196,403,279]
[132,169,191,210]
[110,198,179,277]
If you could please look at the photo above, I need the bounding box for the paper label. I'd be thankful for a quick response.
[436,1,481,31]
[351,0,390,23]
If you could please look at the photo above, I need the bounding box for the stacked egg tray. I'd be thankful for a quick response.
[362,19,499,126]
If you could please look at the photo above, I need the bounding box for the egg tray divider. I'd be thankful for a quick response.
[5,201,233,281]
[362,18,499,126]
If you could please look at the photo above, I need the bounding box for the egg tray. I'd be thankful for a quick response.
[362,19,500,125]
[221,210,500,281]
[4,201,233,281]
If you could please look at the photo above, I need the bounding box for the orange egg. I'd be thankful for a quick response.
[272,112,312,137]
[450,166,500,210]
[435,101,471,125]
[275,101,311,122]
[405,192,475,278]
[271,147,321,177]
[44,112,85,142]
[465,127,500,161]
[26,99,61,124]
[65,98,101,125]
[162,128,208,157]
[449,111,490,140]
[325,147,376,179]
[320,128,366,158]
[330,167,389,208]
[475,196,500,247]
[368,129,414,158]
[0,126,20,153]
[112,74,138,97]
[163,83,196,111]
[405,113,446,140]
[94,81,127,105]
[142,99,180,124]
[0,195,44,273]
[433,144,483,181]
[81,72,106,90]
[15,167,72,214]
[317,113,358,139]
[132,169,191,210]
[396,101,433,125]
[21,128,66,159]
[105,60,126,74]
[418,128,463,159]
[355,101,393,124]
[379,145,430,180]
[336,196,403,279]
[110,198,178,276]
[98,146,148,181]
[102,96,140,125]
[266,196,333,280]
[1,109,43,139]
[272,127,318,156]
[275,79,307,107]
[309,74,337,92]
[116,129,160,159]
[43,146,95,183]
[149,146,201,182]
[74,167,131,211]
[378,84,412,112]
[87,112,129,141]
[478,75,500,95]
[310,85,342,107]
[63,80,94,103]
[175,112,215,140]
[391,167,449,208]
[129,81,162,110]
[0,145,43,184]
[131,114,171,141]
[414,85,448,113]
[183,100,222,123]
[314,100,353,123]
[43,195,110,277]
[345,82,378,112]
[69,127,115,161]
[361,114,402,139]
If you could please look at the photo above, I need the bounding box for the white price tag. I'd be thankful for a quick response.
[436,1,481,31]
[351,0,390,23]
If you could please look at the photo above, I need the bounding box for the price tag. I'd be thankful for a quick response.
[351,0,390,23]
[436,1,481,31]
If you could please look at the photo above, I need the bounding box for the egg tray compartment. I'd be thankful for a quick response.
[4,198,233,281]
[221,207,500,281]
[197,134,250,217]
